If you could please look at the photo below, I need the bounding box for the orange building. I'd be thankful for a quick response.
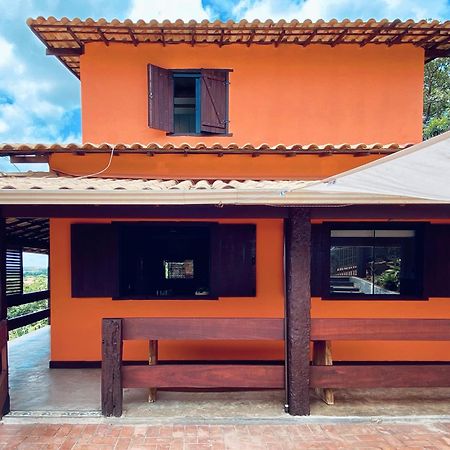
[0,17,449,416]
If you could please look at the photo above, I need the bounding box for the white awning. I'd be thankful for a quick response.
[304,131,450,203]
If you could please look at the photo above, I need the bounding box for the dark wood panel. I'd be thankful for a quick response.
[101,319,123,417]
[311,318,450,341]
[310,365,450,388]
[285,208,312,416]
[7,290,49,307]
[122,364,284,389]
[71,224,116,297]
[211,224,256,297]
[7,308,49,331]
[200,70,228,134]
[148,64,174,132]
[122,318,284,340]
[424,224,450,297]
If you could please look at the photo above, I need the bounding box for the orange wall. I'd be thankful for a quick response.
[51,217,450,363]
[49,153,384,180]
[50,218,285,362]
[80,43,424,146]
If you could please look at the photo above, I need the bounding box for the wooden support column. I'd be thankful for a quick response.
[285,208,311,416]
[101,318,123,417]
[0,218,10,417]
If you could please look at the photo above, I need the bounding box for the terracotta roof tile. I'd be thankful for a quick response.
[27,17,450,77]
[0,174,311,192]
[0,142,410,156]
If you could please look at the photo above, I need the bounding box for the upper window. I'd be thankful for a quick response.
[326,225,423,299]
[148,65,230,135]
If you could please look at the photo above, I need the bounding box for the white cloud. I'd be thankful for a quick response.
[128,0,212,21]
[233,0,450,21]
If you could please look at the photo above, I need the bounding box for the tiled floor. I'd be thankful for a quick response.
[0,422,449,449]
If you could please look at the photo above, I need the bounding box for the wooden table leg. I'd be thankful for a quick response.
[148,340,158,403]
[313,340,334,405]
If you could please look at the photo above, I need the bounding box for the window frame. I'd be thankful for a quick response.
[113,221,218,301]
[147,65,232,136]
[321,222,426,301]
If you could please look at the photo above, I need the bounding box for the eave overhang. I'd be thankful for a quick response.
[27,17,450,78]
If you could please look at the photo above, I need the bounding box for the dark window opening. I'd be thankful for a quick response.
[328,227,422,299]
[118,224,211,299]
[173,74,200,134]
[71,222,256,300]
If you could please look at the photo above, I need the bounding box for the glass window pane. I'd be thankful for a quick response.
[372,246,401,295]
[330,246,374,294]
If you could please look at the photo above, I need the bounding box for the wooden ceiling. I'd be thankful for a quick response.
[6,218,49,254]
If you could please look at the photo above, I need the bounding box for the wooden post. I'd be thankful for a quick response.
[312,340,334,405]
[101,318,123,417]
[0,218,10,417]
[285,208,311,416]
[148,340,158,402]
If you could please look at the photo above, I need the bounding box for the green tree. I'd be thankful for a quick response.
[423,58,450,139]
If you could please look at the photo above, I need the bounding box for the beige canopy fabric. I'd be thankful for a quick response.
[304,131,450,203]
[0,173,439,205]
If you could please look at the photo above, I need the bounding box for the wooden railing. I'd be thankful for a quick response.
[7,290,50,331]
[310,319,450,401]
[101,318,285,417]
[101,317,450,416]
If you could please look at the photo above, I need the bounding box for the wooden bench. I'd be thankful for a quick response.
[310,318,450,405]
[101,317,285,417]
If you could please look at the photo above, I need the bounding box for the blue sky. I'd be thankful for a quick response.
[0,0,449,174]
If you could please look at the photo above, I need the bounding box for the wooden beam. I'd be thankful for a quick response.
[0,204,289,219]
[122,364,284,389]
[312,341,334,405]
[310,204,450,220]
[6,290,49,307]
[310,365,450,388]
[311,318,450,341]
[285,207,311,416]
[122,318,284,341]
[46,47,83,56]
[148,340,158,402]
[7,308,49,331]
[10,155,48,164]
[426,48,450,61]
[101,318,123,417]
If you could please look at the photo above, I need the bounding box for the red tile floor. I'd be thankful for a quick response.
[0,422,449,449]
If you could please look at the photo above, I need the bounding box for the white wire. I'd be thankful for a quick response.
[72,147,115,179]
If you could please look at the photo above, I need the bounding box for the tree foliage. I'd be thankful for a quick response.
[423,59,450,139]
[8,273,48,340]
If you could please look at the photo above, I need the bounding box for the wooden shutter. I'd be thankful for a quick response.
[423,224,450,298]
[71,224,116,298]
[5,249,22,296]
[148,64,174,132]
[311,224,327,297]
[211,224,256,297]
[200,69,228,134]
